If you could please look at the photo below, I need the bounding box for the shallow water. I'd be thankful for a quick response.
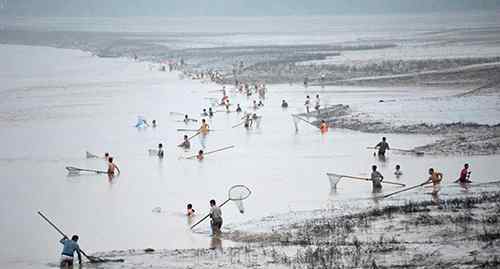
[1,44,499,268]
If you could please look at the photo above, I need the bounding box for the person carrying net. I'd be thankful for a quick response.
[209,200,223,236]
[190,185,251,232]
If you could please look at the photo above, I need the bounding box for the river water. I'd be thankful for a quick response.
[1,12,500,268]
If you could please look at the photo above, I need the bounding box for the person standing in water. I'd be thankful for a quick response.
[375,137,390,156]
[252,100,258,110]
[319,120,328,133]
[187,204,195,216]
[427,168,443,194]
[59,235,82,267]
[199,119,210,135]
[305,95,311,113]
[157,143,164,158]
[456,163,472,183]
[315,94,321,111]
[196,150,204,160]
[281,100,288,108]
[179,135,191,149]
[208,108,214,117]
[209,199,223,236]
[371,165,384,192]
[394,164,403,177]
[243,113,252,128]
[107,157,120,175]
[236,104,242,113]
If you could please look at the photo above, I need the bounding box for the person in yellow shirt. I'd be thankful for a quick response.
[199,119,210,135]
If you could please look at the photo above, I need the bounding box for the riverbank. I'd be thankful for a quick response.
[91,188,500,268]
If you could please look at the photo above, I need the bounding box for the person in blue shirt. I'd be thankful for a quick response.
[60,235,81,267]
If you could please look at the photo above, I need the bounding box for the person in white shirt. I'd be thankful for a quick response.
[209,199,223,235]
[371,165,384,192]
[305,95,311,113]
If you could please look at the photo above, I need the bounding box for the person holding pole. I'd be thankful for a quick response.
[60,235,82,267]
[427,168,443,195]
[375,137,390,156]
[179,135,191,149]
[209,199,223,236]
[371,165,384,192]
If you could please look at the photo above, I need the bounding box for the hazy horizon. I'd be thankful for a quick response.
[0,0,499,17]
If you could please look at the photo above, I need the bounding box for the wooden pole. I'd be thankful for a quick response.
[291,114,318,129]
[383,181,430,198]
[38,211,98,262]
[190,199,231,229]
[185,145,235,159]
[333,174,406,187]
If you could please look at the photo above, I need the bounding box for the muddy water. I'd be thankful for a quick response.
[1,44,499,268]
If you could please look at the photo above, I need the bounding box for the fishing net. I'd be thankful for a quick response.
[233,200,245,213]
[326,173,343,189]
[136,116,146,127]
[148,149,159,156]
[86,151,99,159]
[228,185,251,214]
[66,166,81,173]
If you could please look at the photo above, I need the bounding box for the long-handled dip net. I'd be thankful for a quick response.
[327,173,344,189]
[190,185,252,230]
[327,172,406,190]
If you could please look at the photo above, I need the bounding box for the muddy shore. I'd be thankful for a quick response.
[93,189,500,268]
[1,28,500,88]
[297,101,500,156]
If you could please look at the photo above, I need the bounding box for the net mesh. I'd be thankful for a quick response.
[66,166,79,172]
[327,173,343,189]
[232,200,245,214]
[228,185,251,214]
[86,151,99,159]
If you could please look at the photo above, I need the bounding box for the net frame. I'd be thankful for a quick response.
[66,166,81,173]
[326,173,343,189]
[190,185,252,230]
[228,184,252,200]
[86,151,99,159]
[227,185,252,214]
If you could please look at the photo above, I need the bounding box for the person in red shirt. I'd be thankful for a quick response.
[456,163,472,183]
